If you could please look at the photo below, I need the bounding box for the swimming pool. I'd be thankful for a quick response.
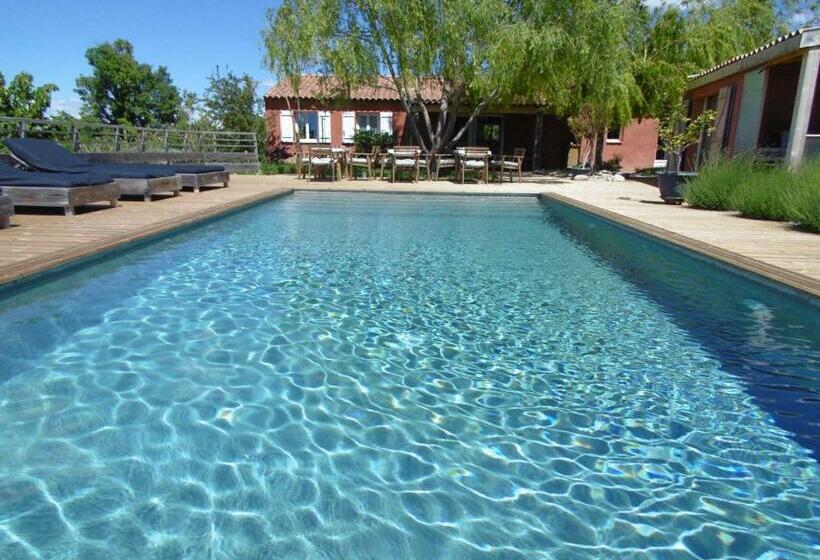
[0,192,817,559]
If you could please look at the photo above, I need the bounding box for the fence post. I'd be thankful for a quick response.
[252,132,260,174]
[17,120,26,138]
[71,124,80,152]
[139,129,146,152]
[163,129,169,154]
[114,126,121,152]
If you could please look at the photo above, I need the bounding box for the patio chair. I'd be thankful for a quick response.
[391,146,421,183]
[433,152,457,180]
[458,147,490,184]
[349,146,380,180]
[309,147,340,181]
[0,190,13,228]
[4,138,181,202]
[492,148,526,182]
[292,145,312,179]
[0,161,119,216]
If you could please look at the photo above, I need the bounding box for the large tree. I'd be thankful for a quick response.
[202,68,259,131]
[523,0,644,167]
[264,0,533,153]
[75,39,181,126]
[0,72,58,119]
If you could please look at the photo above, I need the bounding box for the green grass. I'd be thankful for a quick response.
[684,156,820,233]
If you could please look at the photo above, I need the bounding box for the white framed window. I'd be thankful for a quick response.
[357,112,380,132]
[280,110,330,143]
[606,125,623,143]
[296,111,320,142]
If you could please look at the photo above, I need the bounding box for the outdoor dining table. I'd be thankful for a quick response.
[328,147,351,179]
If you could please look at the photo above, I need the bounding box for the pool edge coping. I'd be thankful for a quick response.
[541,192,820,299]
[0,188,294,291]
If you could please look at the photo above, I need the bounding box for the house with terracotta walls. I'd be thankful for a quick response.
[264,75,660,173]
[683,27,819,169]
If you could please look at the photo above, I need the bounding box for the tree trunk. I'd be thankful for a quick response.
[593,129,605,171]
[665,150,679,173]
[532,112,543,171]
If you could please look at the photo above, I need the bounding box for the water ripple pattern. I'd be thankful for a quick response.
[0,192,817,559]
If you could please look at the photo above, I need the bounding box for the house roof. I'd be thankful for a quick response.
[687,27,820,90]
[265,75,444,103]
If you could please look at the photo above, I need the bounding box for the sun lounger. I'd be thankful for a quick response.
[4,138,182,202]
[0,162,119,216]
[169,163,230,192]
[0,191,13,228]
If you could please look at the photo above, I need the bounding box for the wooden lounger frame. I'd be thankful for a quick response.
[0,194,13,228]
[116,175,182,202]
[0,182,120,216]
[177,170,230,193]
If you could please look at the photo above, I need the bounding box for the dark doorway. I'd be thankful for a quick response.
[475,116,504,154]
[758,60,802,149]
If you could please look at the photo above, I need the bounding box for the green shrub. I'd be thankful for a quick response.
[733,166,793,222]
[685,155,819,232]
[259,160,278,174]
[783,158,820,232]
[600,155,622,172]
[353,129,393,153]
[258,160,296,175]
[684,155,757,210]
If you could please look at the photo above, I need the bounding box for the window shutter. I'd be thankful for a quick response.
[279,110,293,142]
[379,111,393,135]
[342,111,356,143]
[318,111,331,143]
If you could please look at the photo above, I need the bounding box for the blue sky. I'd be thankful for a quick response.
[1,1,816,117]
[0,0,281,116]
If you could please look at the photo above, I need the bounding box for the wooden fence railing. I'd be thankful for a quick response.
[0,117,260,173]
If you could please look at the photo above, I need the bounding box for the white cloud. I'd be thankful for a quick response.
[47,96,82,117]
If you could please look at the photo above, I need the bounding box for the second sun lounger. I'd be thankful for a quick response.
[0,162,119,216]
[169,163,230,192]
[4,138,182,202]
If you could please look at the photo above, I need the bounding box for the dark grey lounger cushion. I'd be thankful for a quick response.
[4,138,177,179]
[5,138,224,177]
[170,164,227,173]
[0,162,113,187]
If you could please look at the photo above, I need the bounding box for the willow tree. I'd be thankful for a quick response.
[264,0,534,153]
[631,0,780,170]
[518,0,644,168]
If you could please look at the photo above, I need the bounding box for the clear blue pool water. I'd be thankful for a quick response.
[0,192,817,559]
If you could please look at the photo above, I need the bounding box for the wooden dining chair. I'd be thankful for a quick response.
[391,146,421,183]
[459,147,490,184]
[492,148,526,182]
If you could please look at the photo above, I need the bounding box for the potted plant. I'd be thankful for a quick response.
[657,108,716,204]
[353,130,394,154]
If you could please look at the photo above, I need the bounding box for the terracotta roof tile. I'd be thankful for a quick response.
[265,75,443,102]
[688,27,819,81]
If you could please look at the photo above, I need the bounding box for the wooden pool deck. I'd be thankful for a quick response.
[0,174,818,297]
[0,180,292,286]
